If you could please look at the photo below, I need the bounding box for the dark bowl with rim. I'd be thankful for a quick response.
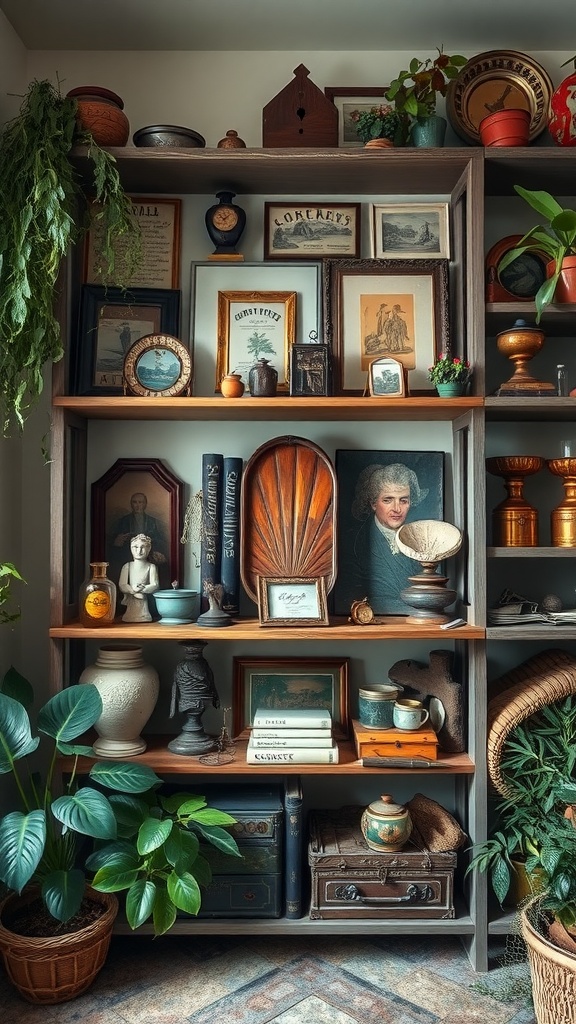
[132,124,206,148]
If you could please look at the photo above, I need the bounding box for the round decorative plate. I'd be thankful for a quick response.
[123,334,192,397]
[429,696,446,734]
[446,50,553,145]
[485,234,548,302]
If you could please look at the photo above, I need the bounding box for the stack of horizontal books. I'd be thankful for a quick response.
[246,708,339,764]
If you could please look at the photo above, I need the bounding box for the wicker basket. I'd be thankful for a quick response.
[522,896,576,1023]
[487,649,576,798]
[0,888,118,1004]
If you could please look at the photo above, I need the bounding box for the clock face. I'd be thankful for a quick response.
[212,206,239,231]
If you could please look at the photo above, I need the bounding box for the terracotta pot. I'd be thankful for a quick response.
[546,256,576,304]
[220,372,246,398]
[479,108,531,147]
[66,86,130,146]
[364,138,394,149]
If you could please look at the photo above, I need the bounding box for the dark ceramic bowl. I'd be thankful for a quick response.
[132,124,206,148]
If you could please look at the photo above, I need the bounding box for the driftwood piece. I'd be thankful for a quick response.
[387,650,465,752]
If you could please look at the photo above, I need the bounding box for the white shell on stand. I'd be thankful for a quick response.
[396,520,463,562]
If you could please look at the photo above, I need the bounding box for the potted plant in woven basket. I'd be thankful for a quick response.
[0,675,240,1004]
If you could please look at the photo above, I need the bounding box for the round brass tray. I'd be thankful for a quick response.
[446,49,553,145]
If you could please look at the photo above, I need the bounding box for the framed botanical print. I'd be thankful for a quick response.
[216,289,296,392]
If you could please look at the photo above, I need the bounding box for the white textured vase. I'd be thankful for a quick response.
[79,644,159,757]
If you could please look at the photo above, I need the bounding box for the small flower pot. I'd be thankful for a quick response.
[479,108,530,147]
[545,256,576,304]
[220,373,245,398]
[436,382,466,397]
[364,138,394,149]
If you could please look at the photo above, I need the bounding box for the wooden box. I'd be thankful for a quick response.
[308,807,456,920]
[352,720,439,760]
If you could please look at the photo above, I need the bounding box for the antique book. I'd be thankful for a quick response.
[252,727,332,740]
[284,776,303,919]
[250,736,334,748]
[220,456,243,616]
[199,452,223,610]
[252,708,332,729]
[247,741,339,764]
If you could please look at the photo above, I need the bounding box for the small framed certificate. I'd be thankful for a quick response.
[257,576,329,627]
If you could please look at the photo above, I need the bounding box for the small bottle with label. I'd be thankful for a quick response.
[79,562,116,627]
[557,364,568,397]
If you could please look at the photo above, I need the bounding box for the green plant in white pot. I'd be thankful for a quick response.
[498,186,576,322]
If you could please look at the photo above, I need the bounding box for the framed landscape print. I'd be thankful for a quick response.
[264,202,360,259]
[323,257,450,393]
[232,656,349,737]
[332,449,444,616]
[370,203,450,260]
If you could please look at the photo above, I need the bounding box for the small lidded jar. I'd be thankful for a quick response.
[79,562,116,627]
[360,793,412,852]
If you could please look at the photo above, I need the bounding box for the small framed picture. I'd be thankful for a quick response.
[370,203,450,260]
[264,202,360,259]
[257,576,329,627]
[73,285,181,396]
[324,87,389,147]
[216,289,296,392]
[290,343,331,396]
[122,334,192,397]
[232,656,350,737]
[368,356,406,397]
[84,197,182,289]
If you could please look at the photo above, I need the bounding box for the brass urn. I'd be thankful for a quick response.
[486,456,544,546]
[547,458,576,546]
[495,318,555,396]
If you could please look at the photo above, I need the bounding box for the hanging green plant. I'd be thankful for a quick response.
[0,79,142,433]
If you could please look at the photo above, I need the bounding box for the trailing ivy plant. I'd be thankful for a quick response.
[0,79,142,433]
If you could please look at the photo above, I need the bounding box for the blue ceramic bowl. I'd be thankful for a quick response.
[153,589,199,624]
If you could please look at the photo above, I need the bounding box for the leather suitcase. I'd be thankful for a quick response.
[308,807,456,920]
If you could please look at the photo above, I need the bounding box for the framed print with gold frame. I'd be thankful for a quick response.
[257,576,329,627]
[368,356,406,397]
[216,289,296,392]
[232,656,350,738]
[84,197,181,289]
[324,87,389,147]
[324,257,449,394]
[122,333,192,397]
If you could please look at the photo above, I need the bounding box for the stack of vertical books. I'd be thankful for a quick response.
[246,708,339,764]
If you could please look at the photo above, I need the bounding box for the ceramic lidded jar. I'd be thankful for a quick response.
[66,86,130,146]
[79,644,159,757]
[248,358,278,396]
[360,793,413,852]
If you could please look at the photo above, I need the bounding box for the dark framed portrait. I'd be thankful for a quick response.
[90,458,184,610]
[332,450,444,616]
[232,656,349,738]
[73,285,181,396]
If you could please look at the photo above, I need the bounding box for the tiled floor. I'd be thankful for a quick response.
[0,934,535,1023]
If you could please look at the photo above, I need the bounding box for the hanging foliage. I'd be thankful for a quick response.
[0,79,142,433]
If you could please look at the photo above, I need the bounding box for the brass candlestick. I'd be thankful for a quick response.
[547,458,576,546]
[495,319,555,396]
[486,456,544,546]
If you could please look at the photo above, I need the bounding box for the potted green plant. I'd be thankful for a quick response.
[0,79,142,434]
[386,48,468,146]
[427,353,471,395]
[348,103,405,148]
[0,677,240,1003]
[497,186,576,322]
[0,562,24,625]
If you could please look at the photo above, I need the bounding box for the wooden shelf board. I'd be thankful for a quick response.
[60,736,475,776]
[486,302,576,336]
[485,396,576,421]
[53,395,483,422]
[487,547,576,558]
[49,617,484,641]
[487,626,576,641]
[113,912,475,936]
[484,149,576,196]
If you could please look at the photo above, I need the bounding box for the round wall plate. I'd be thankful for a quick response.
[123,334,192,397]
[485,235,548,302]
[446,50,553,145]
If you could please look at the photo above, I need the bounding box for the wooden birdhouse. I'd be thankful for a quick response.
[262,64,338,148]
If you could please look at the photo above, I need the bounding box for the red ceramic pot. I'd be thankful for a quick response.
[66,86,130,146]
[546,256,576,304]
[479,108,531,147]
[549,66,576,147]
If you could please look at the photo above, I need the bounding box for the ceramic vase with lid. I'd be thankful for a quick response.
[249,358,278,396]
[360,793,413,852]
[79,644,159,756]
[66,86,130,146]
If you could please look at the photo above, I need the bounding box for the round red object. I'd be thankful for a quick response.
[549,68,576,147]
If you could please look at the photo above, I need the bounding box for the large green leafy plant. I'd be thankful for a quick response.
[0,677,240,933]
[498,186,576,323]
[0,79,142,433]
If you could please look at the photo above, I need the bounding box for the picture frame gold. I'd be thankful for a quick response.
[216,289,296,392]
[257,575,329,627]
[122,333,192,397]
[232,656,350,738]
[84,197,182,289]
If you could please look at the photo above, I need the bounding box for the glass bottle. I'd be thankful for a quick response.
[79,562,117,627]
[557,364,568,397]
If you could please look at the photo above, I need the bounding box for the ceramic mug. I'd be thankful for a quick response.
[393,698,429,731]
[358,683,402,730]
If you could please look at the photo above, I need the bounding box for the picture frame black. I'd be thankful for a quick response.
[73,285,181,396]
[332,449,445,616]
[289,343,332,396]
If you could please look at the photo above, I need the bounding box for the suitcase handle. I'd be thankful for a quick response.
[333,882,434,904]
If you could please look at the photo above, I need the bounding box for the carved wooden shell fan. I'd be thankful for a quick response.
[240,436,337,604]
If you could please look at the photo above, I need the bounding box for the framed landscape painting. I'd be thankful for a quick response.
[232,657,349,738]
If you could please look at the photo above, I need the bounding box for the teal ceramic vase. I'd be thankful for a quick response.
[436,382,465,397]
[411,114,447,148]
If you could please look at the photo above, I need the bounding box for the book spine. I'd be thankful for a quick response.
[200,453,224,611]
[246,744,339,764]
[220,456,243,616]
[250,736,333,748]
[252,728,332,739]
[284,776,303,920]
[252,714,332,730]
